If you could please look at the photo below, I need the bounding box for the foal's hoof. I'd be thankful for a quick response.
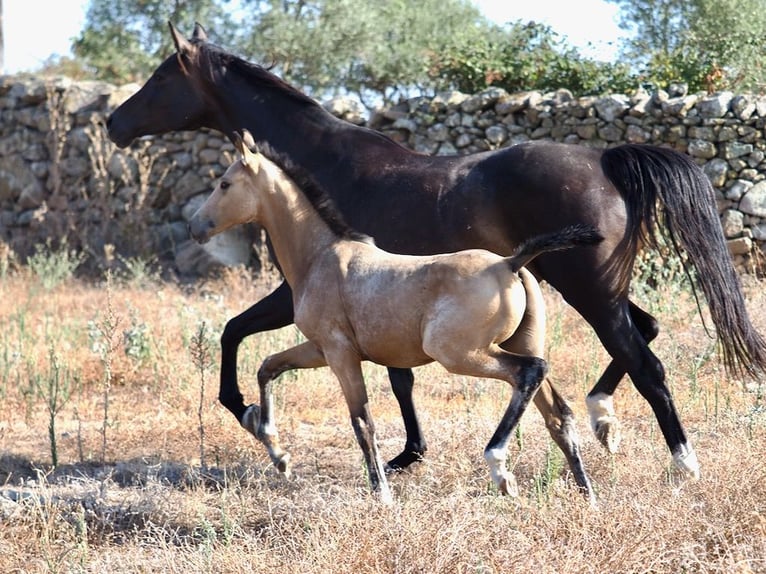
[384,450,425,474]
[240,404,260,437]
[276,453,292,478]
[593,417,622,454]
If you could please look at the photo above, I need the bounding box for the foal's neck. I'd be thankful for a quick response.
[257,169,340,288]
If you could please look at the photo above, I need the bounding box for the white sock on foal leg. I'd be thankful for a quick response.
[484,447,519,497]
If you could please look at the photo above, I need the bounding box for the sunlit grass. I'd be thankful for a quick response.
[1,249,765,573]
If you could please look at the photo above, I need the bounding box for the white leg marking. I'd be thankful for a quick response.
[240,404,291,477]
[586,392,622,453]
[672,442,700,480]
[484,447,519,497]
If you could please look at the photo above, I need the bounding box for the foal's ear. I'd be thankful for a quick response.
[241,129,257,151]
[168,21,193,56]
[234,131,259,168]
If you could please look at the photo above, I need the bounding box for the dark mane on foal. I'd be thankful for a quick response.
[255,141,373,244]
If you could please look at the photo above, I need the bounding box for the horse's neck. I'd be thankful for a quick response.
[258,172,338,288]
[218,75,402,175]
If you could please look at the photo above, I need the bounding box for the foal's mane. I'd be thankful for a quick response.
[255,141,373,244]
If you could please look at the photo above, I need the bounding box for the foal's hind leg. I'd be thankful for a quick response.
[483,354,548,496]
[501,269,594,501]
[586,301,659,453]
[246,341,326,476]
[425,334,547,496]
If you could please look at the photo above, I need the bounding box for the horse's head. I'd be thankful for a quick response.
[189,130,268,243]
[107,22,211,148]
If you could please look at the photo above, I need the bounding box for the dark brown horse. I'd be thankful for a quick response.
[107,23,766,484]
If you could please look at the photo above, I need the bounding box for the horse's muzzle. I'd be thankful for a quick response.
[106,114,127,148]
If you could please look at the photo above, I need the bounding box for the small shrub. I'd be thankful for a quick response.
[27,240,85,290]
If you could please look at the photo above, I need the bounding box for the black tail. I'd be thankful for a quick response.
[507,223,604,273]
[602,143,766,379]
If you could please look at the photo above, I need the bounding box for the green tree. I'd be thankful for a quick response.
[73,0,233,83]
[73,0,632,101]
[429,21,635,96]
[610,0,766,92]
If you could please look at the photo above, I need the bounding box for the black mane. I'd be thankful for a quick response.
[255,141,373,244]
[194,40,318,108]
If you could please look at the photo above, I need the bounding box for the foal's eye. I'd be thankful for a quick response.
[220,181,230,190]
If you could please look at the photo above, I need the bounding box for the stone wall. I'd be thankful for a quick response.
[1,76,765,276]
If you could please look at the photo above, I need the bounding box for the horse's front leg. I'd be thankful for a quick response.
[219,281,295,422]
[245,341,326,477]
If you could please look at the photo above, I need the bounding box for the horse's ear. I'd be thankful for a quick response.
[192,22,208,42]
[168,21,193,56]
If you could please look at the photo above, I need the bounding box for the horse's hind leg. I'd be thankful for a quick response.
[590,301,698,479]
[385,367,427,473]
[246,341,326,476]
[586,300,659,453]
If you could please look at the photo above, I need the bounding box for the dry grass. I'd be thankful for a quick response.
[1,262,765,573]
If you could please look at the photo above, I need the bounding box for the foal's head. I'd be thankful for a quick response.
[189,131,277,243]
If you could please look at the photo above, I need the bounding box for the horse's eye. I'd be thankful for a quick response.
[220,180,230,190]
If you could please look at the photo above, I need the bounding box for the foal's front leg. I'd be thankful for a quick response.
[325,349,393,505]
[246,341,326,476]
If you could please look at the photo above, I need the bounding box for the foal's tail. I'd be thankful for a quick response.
[601,143,766,379]
[506,224,604,273]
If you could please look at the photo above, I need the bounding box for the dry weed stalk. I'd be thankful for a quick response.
[91,272,120,462]
[190,320,214,469]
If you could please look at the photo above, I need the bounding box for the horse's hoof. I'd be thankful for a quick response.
[672,444,700,481]
[240,404,260,437]
[593,417,621,454]
[586,393,621,453]
[384,450,425,474]
[498,474,519,497]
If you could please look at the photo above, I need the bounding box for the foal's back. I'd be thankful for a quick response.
[293,241,530,369]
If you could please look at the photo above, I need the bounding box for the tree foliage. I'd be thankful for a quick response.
[73,0,234,83]
[429,21,634,96]
[72,0,632,102]
[610,0,766,92]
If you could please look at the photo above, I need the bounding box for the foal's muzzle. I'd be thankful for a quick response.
[188,218,214,244]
